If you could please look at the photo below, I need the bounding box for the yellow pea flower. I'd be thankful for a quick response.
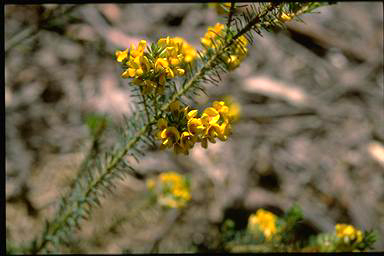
[170,57,180,66]
[130,40,147,58]
[182,44,197,63]
[217,121,231,141]
[186,109,198,120]
[201,37,213,48]
[155,58,169,72]
[201,107,220,125]
[136,68,144,76]
[212,101,229,116]
[280,12,294,22]
[248,209,278,240]
[121,69,131,78]
[336,224,363,243]
[165,66,175,79]
[115,49,129,62]
[180,131,196,150]
[153,171,191,208]
[227,55,241,70]
[175,68,185,76]
[146,178,156,190]
[160,127,180,148]
[187,118,205,136]
[203,123,221,143]
[158,36,172,48]
[166,46,178,57]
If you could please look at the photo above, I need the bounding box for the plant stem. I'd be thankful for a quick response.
[142,93,151,125]
[31,3,283,253]
[226,2,236,40]
[154,90,159,119]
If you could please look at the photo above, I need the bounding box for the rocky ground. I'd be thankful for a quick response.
[5,3,384,253]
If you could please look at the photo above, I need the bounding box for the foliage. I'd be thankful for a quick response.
[222,205,377,253]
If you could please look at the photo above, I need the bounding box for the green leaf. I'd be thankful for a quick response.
[85,113,107,139]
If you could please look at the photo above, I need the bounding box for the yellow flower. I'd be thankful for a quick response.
[175,68,185,76]
[130,40,147,58]
[122,54,149,79]
[115,49,129,62]
[248,209,278,240]
[217,121,231,141]
[187,118,205,136]
[201,23,225,48]
[236,35,248,54]
[212,101,229,117]
[157,36,197,71]
[203,123,221,143]
[121,69,131,78]
[224,96,241,122]
[158,36,172,48]
[226,55,241,70]
[201,107,220,125]
[160,126,180,148]
[182,43,197,63]
[155,171,191,208]
[146,178,156,190]
[155,58,169,72]
[280,12,294,22]
[179,131,196,151]
[336,224,363,243]
[186,109,198,120]
[160,171,181,183]
[201,23,247,70]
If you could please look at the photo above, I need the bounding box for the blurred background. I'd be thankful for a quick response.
[5,3,384,253]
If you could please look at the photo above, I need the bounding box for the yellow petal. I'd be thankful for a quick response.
[138,40,147,51]
[136,68,144,76]
[116,49,128,62]
[121,69,130,78]
[175,68,185,76]
[187,110,198,120]
[202,107,220,124]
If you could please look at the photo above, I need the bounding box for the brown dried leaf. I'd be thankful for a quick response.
[242,76,309,106]
[368,141,384,169]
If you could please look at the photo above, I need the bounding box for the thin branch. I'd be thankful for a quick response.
[225,2,236,39]
[30,3,286,253]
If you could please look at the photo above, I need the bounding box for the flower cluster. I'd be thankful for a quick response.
[201,23,248,70]
[154,100,236,154]
[115,37,197,94]
[247,209,278,241]
[335,224,363,244]
[146,171,191,208]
